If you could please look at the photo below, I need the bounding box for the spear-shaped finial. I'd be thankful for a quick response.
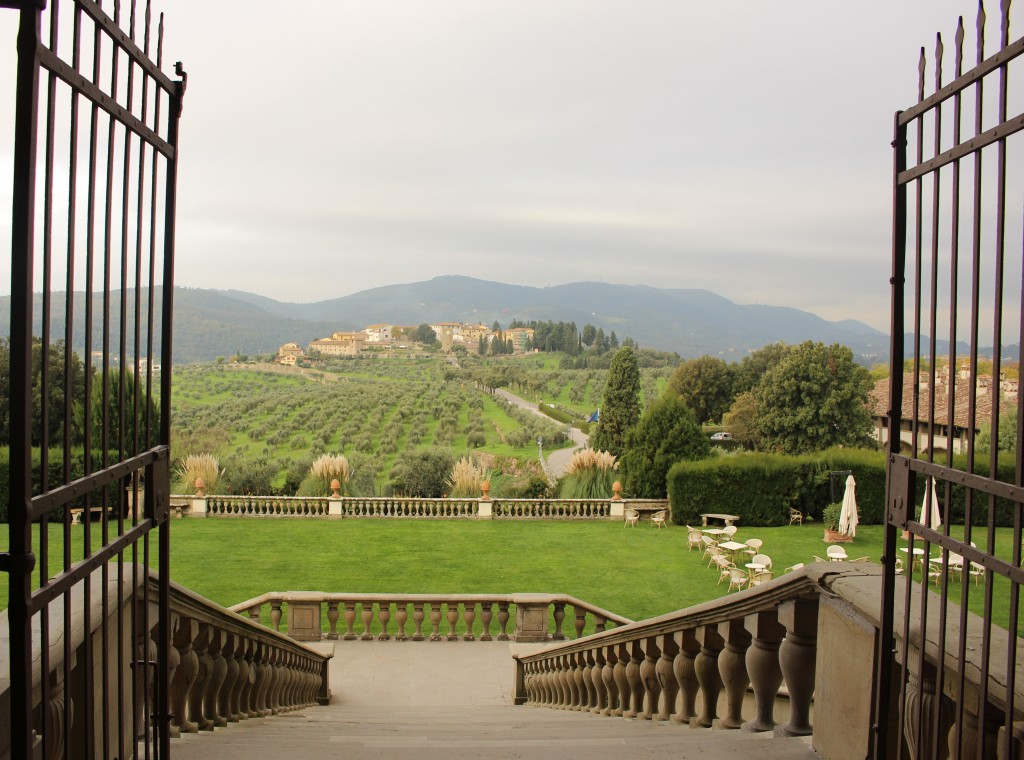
[977,0,987,63]
[935,33,944,92]
[1000,0,1011,47]
[918,47,927,102]
[955,17,965,77]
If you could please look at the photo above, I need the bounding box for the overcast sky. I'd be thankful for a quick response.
[0,1,1015,333]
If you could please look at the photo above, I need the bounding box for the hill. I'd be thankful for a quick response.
[0,276,890,363]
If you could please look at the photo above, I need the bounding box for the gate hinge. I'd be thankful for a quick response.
[888,455,912,529]
[0,551,36,574]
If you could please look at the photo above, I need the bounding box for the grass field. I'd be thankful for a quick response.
[3,520,1021,635]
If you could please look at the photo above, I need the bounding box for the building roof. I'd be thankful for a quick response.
[868,373,1000,430]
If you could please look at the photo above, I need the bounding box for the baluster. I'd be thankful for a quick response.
[241,642,260,718]
[378,602,391,641]
[613,642,631,717]
[624,641,644,719]
[776,599,818,737]
[480,602,494,641]
[412,602,426,641]
[572,653,587,710]
[343,602,357,640]
[716,619,751,730]
[205,630,229,728]
[691,625,724,728]
[188,625,215,731]
[270,601,283,632]
[228,638,249,722]
[580,651,597,711]
[326,602,340,640]
[639,636,662,720]
[552,602,566,640]
[463,602,477,641]
[247,604,261,624]
[446,602,460,641]
[742,609,786,732]
[256,648,274,716]
[655,632,679,722]
[560,655,576,709]
[574,606,587,639]
[43,667,68,760]
[429,602,443,641]
[590,649,608,714]
[602,645,620,717]
[497,602,511,641]
[594,614,607,633]
[395,602,409,641]
[360,602,375,640]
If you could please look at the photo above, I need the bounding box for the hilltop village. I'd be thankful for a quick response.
[277,322,537,364]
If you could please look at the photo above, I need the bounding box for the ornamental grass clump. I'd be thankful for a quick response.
[446,456,490,498]
[558,448,618,500]
[298,453,351,496]
[176,453,222,494]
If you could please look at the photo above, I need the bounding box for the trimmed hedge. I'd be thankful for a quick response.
[667,448,1021,528]
[537,403,592,434]
[667,449,887,527]
[0,448,122,523]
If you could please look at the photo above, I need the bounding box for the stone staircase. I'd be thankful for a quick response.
[169,640,819,760]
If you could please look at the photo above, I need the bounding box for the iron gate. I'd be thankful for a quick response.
[2,1,184,757]
[875,1,1024,758]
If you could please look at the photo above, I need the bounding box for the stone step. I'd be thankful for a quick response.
[171,705,819,760]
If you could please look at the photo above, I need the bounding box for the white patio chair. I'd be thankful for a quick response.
[686,526,703,551]
[826,545,848,562]
[722,525,739,538]
[726,567,748,592]
[968,561,985,586]
[624,508,640,527]
[789,508,803,526]
[701,536,718,563]
[748,569,774,588]
[715,555,736,585]
[751,553,772,570]
[650,510,667,529]
[743,538,763,556]
[784,562,805,573]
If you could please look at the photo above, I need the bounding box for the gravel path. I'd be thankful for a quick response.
[493,389,588,478]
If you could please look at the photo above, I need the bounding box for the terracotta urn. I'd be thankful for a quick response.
[481,480,491,501]
[612,481,622,500]
[194,477,205,497]
[330,478,342,498]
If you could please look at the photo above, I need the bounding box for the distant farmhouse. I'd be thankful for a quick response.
[281,321,536,363]
[868,363,1019,456]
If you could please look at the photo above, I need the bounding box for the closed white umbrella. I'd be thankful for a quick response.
[839,474,859,537]
[921,477,942,529]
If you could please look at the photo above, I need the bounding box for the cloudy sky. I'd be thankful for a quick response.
[0,1,1012,332]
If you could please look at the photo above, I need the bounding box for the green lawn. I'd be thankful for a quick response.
[3,520,1021,635]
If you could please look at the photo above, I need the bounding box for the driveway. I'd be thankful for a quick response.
[493,389,588,479]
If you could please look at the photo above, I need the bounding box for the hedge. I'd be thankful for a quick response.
[536,403,591,434]
[667,448,1021,528]
[0,448,123,523]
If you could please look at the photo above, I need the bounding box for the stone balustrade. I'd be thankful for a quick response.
[0,566,331,759]
[229,593,633,644]
[164,578,331,740]
[172,493,669,521]
[206,495,331,517]
[511,563,1024,760]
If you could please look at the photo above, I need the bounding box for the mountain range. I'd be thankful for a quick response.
[0,276,893,364]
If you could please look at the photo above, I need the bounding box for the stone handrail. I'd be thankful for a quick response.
[171,493,670,521]
[160,575,332,739]
[0,565,331,759]
[511,563,1024,759]
[229,592,633,644]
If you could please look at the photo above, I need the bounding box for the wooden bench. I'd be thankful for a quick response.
[701,512,740,527]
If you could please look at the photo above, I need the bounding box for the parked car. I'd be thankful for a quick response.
[710,432,732,441]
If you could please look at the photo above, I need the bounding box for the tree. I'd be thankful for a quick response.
[667,356,735,425]
[389,447,457,497]
[619,395,710,498]
[754,341,874,454]
[732,342,793,395]
[412,324,438,345]
[581,324,597,349]
[589,347,641,457]
[977,402,1018,454]
[722,391,760,449]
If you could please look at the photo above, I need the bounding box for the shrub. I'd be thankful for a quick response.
[446,456,489,498]
[175,453,222,493]
[389,447,457,497]
[558,449,618,499]
[220,455,279,496]
[822,502,843,531]
[297,453,351,496]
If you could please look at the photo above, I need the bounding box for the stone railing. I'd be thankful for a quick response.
[172,493,669,521]
[0,565,331,759]
[510,563,1024,760]
[206,495,331,517]
[229,592,633,643]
